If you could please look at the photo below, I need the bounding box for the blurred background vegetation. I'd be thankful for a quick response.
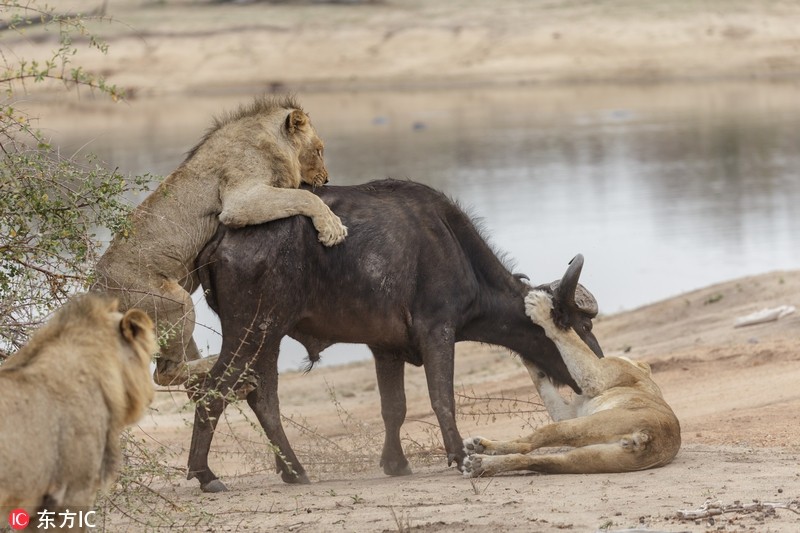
[0,1,153,359]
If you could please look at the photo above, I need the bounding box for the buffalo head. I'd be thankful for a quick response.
[534,254,603,358]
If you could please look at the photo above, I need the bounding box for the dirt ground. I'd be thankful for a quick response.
[10,1,800,531]
[15,0,800,96]
[117,270,800,532]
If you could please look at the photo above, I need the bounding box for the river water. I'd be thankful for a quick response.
[34,82,800,370]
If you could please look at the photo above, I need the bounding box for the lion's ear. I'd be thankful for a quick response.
[120,309,154,347]
[103,296,120,313]
[284,109,308,134]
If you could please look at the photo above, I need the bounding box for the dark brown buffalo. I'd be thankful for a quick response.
[189,179,603,492]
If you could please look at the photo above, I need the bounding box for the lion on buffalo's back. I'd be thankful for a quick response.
[0,294,155,524]
[92,95,346,386]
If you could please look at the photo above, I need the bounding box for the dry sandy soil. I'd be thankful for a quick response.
[7,1,800,531]
[115,271,800,532]
[12,0,800,96]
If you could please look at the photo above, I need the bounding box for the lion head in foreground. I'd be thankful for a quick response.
[0,293,155,520]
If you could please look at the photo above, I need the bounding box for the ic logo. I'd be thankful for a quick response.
[8,509,29,530]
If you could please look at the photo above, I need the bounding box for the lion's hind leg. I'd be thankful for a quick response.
[464,406,648,462]
[463,435,653,477]
[464,408,659,477]
[105,278,200,386]
[462,417,612,460]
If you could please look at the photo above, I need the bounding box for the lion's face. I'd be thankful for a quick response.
[298,134,328,187]
[285,109,329,187]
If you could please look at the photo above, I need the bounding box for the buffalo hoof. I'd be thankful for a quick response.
[381,459,413,477]
[281,471,311,484]
[201,479,229,493]
[447,451,466,468]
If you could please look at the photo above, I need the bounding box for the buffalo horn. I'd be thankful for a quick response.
[533,254,598,317]
[557,254,584,308]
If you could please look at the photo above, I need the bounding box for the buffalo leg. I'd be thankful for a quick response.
[372,350,412,476]
[246,338,309,484]
[186,338,256,493]
[419,330,464,469]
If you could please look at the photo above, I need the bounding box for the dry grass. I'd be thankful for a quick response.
[97,378,549,531]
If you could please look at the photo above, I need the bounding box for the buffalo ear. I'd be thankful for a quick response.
[284,109,308,134]
[120,309,154,347]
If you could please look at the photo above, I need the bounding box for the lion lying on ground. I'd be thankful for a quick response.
[463,290,681,476]
[93,95,347,386]
[0,294,155,525]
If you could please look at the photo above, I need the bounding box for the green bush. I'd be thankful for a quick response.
[0,0,153,358]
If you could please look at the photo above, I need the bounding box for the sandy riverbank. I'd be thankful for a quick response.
[11,0,800,97]
[7,2,800,531]
[114,270,800,532]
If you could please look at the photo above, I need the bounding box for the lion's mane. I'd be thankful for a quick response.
[0,294,155,520]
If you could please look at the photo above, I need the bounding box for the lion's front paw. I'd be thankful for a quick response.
[524,290,555,329]
[315,212,348,247]
[463,436,488,456]
[218,210,246,229]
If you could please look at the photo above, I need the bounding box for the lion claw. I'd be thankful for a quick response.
[317,219,348,247]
